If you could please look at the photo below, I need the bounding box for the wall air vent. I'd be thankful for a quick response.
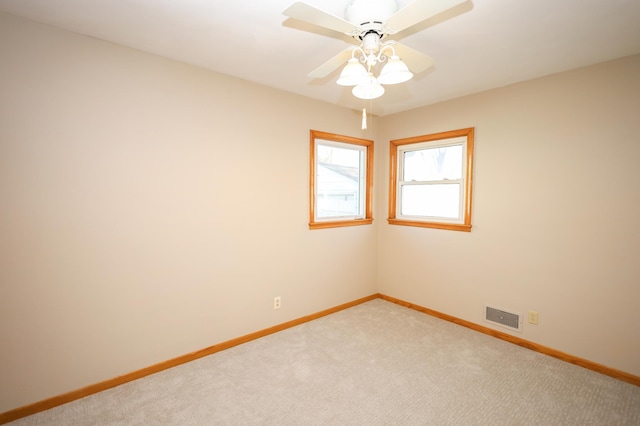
[484,305,522,332]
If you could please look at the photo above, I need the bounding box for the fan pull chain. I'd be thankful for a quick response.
[362,107,367,130]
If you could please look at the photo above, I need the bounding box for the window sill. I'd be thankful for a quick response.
[309,218,374,230]
[387,218,471,232]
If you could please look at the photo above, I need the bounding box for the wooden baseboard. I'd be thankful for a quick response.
[4,292,637,424]
[378,294,640,387]
[0,294,378,425]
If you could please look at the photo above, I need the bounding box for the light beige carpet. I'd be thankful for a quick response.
[10,299,640,425]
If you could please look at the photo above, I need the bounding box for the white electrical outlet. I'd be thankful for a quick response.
[273,296,281,310]
[528,310,538,325]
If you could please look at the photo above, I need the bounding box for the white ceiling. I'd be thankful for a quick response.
[1,0,639,116]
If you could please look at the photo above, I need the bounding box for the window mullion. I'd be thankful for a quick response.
[399,179,463,186]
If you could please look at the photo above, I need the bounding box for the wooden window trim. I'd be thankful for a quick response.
[388,127,474,232]
[310,130,374,230]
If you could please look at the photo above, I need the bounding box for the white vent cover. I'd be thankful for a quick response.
[484,305,522,332]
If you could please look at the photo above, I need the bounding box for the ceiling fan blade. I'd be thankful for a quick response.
[283,2,358,35]
[308,48,355,79]
[385,0,467,33]
[390,42,434,74]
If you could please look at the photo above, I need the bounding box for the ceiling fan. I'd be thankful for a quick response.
[283,0,467,100]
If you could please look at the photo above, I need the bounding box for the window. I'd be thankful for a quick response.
[388,127,474,231]
[310,130,373,229]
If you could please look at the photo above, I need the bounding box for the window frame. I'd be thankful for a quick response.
[388,127,474,232]
[309,130,374,230]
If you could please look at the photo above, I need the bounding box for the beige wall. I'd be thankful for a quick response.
[378,54,640,377]
[0,13,377,412]
[1,10,639,415]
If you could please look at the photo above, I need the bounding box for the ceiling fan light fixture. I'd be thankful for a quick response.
[352,73,385,100]
[336,58,368,86]
[377,55,413,85]
[284,0,467,103]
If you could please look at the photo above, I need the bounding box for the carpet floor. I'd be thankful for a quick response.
[9,299,640,425]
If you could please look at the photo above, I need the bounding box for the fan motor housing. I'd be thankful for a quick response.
[345,0,399,25]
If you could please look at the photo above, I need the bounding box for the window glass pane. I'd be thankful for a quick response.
[401,184,460,218]
[403,145,462,181]
[316,143,363,218]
